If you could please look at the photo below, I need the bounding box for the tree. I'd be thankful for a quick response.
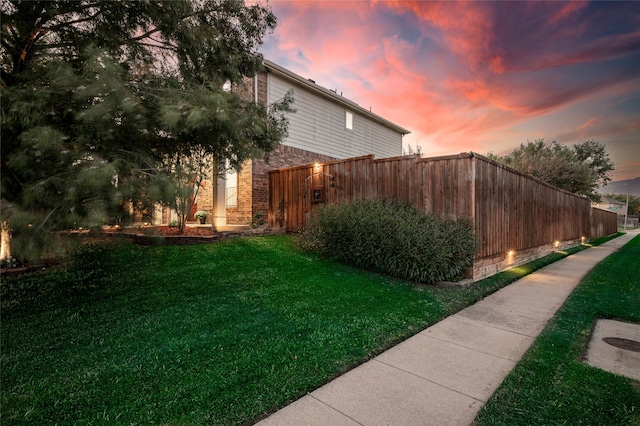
[1,0,293,259]
[150,147,215,234]
[488,139,614,202]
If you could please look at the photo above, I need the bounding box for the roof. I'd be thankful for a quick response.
[263,59,411,136]
[597,196,626,205]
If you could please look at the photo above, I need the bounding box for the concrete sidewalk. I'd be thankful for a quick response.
[257,230,638,426]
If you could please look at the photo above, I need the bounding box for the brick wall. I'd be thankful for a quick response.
[238,71,267,103]
[251,145,336,222]
[257,71,267,103]
[226,160,253,225]
[196,179,214,224]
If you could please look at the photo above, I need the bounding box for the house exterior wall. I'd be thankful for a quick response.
[226,160,253,225]
[267,73,403,159]
[196,179,214,224]
[592,197,627,215]
[212,62,406,227]
[223,66,405,225]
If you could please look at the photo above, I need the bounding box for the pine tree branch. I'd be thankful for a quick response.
[129,28,163,42]
[46,10,103,32]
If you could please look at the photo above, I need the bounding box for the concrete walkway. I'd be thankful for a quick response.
[257,230,639,426]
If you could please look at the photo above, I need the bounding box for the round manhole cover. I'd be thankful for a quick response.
[602,337,640,353]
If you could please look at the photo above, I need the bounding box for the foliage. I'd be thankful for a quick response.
[605,193,640,215]
[488,139,614,201]
[1,0,293,257]
[299,198,476,284]
[194,210,208,220]
[476,235,640,425]
[1,256,18,268]
[150,147,213,232]
[248,211,265,228]
[402,144,423,156]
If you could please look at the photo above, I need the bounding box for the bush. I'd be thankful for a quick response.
[299,198,476,284]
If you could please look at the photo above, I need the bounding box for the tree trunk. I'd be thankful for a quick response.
[0,221,11,261]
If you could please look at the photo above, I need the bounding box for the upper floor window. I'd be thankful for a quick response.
[345,110,353,130]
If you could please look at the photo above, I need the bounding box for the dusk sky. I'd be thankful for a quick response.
[258,1,640,181]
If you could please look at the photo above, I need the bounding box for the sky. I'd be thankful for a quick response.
[258,0,640,181]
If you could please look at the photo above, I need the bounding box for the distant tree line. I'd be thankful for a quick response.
[488,139,615,202]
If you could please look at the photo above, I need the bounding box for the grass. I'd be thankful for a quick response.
[0,233,627,425]
[475,234,640,425]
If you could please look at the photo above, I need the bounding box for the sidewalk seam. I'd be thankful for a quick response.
[419,326,531,362]
[307,394,366,426]
[370,359,489,403]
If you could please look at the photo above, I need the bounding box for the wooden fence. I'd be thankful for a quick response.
[269,153,618,279]
[591,207,619,239]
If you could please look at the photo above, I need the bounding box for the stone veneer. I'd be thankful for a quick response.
[472,238,582,281]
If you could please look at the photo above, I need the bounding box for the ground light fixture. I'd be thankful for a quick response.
[506,249,515,265]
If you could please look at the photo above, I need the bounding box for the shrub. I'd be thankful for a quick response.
[299,198,476,284]
[248,211,265,228]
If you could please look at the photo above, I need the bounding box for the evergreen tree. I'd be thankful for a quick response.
[1,0,293,259]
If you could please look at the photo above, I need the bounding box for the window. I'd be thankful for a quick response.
[345,110,353,130]
[225,168,237,207]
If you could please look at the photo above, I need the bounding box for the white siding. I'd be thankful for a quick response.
[267,74,402,159]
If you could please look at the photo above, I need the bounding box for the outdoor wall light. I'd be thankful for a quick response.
[314,163,321,171]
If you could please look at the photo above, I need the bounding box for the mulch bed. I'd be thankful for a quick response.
[144,226,216,237]
[103,226,216,237]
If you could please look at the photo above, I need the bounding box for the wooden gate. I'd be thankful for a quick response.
[303,171,334,226]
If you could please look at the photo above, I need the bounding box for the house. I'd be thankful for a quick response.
[179,59,410,228]
[592,196,627,216]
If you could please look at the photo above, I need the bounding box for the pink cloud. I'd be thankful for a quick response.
[261,0,640,180]
[547,1,588,25]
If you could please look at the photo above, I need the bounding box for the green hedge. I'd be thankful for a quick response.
[299,198,476,284]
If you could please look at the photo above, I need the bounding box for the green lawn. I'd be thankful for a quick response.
[0,234,628,425]
[475,234,640,425]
